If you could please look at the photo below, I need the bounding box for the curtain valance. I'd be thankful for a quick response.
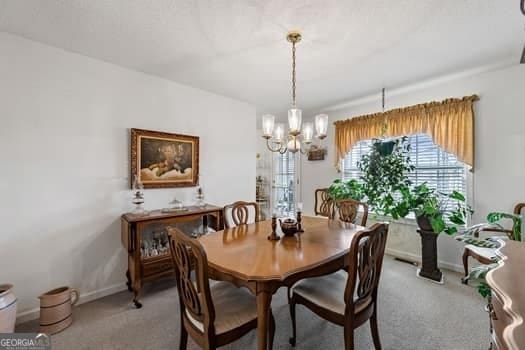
[334,95,479,169]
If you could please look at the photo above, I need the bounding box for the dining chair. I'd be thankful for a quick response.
[314,188,331,217]
[288,223,389,350]
[462,202,525,284]
[223,201,259,228]
[328,198,369,226]
[168,227,275,350]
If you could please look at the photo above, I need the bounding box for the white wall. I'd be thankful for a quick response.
[0,33,256,319]
[301,63,525,271]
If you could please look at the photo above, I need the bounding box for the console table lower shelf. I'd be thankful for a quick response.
[121,205,222,308]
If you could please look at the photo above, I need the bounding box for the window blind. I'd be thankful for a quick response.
[342,134,467,214]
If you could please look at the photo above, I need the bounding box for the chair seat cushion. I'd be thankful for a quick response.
[185,281,257,334]
[292,271,371,315]
[465,245,497,260]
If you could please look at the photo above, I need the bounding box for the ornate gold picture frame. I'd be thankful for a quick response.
[130,128,199,188]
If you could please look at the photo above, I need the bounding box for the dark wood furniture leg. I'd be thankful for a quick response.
[289,292,297,346]
[370,304,381,349]
[179,322,188,350]
[203,214,208,234]
[126,270,133,292]
[462,249,470,284]
[344,325,355,350]
[133,281,142,308]
[269,312,275,350]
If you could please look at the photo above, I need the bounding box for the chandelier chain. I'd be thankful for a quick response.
[292,41,296,107]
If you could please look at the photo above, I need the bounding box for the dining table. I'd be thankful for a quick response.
[198,216,364,350]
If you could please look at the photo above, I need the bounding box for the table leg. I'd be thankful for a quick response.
[133,279,142,309]
[256,290,272,350]
[203,215,208,234]
[126,270,133,292]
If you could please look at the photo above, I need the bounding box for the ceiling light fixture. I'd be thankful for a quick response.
[261,31,328,154]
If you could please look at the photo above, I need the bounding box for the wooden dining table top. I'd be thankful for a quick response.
[198,216,364,282]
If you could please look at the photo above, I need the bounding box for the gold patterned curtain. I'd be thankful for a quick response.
[334,95,478,169]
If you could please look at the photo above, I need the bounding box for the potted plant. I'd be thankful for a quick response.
[373,138,396,156]
[392,183,472,282]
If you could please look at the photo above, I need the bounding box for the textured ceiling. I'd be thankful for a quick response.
[0,0,523,116]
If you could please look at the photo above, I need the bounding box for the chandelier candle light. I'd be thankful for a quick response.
[262,31,328,154]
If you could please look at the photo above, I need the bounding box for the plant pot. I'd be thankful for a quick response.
[416,214,435,232]
[0,284,17,333]
[374,141,396,156]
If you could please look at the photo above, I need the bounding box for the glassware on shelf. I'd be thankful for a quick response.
[162,197,188,213]
[140,230,170,259]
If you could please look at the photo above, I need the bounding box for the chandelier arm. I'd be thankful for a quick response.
[265,138,285,153]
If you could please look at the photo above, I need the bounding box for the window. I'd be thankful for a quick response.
[341,134,468,215]
[273,152,296,216]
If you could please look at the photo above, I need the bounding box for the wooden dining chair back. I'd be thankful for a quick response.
[168,227,270,349]
[345,222,388,320]
[289,223,389,350]
[314,188,331,217]
[329,198,369,226]
[223,201,259,228]
[462,202,525,284]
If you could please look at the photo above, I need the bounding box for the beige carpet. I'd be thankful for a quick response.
[17,256,488,349]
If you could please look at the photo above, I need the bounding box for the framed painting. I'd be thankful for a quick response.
[130,128,199,188]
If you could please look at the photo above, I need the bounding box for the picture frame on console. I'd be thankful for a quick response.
[130,128,199,189]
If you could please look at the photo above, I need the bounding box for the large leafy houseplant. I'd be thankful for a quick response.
[358,137,414,216]
[392,183,472,235]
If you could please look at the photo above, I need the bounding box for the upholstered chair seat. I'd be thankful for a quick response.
[185,282,257,335]
[292,271,372,315]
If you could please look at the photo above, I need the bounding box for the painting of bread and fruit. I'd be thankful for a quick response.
[130,128,199,188]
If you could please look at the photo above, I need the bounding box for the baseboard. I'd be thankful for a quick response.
[385,248,464,274]
[16,283,127,325]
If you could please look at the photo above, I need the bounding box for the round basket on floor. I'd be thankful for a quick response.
[39,286,78,334]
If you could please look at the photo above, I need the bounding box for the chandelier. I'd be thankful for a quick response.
[261,31,328,154]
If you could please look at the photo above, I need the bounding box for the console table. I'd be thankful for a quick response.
[121,205,222,308]
[486,240,525,349]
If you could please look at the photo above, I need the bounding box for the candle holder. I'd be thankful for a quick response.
[267,215,280,241]
[296,211,304,232]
